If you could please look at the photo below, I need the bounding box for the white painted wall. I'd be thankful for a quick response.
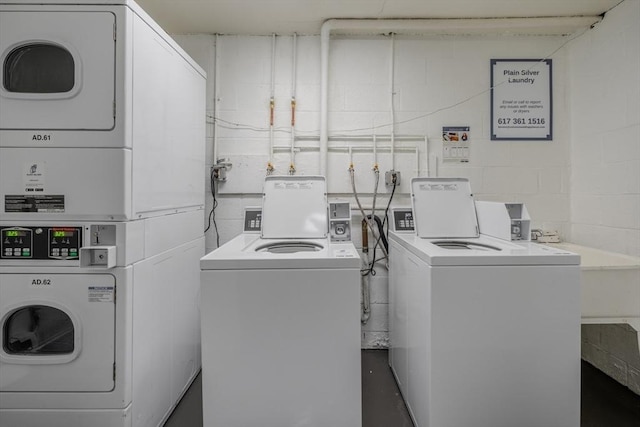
[210,33,572,246]
[566,0,640,394]
[567,0,640,258]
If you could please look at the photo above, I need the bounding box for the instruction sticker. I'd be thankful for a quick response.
[274,182,313,190]
[23,162,46,193]
[419,183,458,191]
[4,195,65,213]
[89,286,115,303]
[442,126,470,163]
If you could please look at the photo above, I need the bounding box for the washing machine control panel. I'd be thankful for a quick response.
[1,226,82,260]
[243,208,262,233]
[391,209,415,232]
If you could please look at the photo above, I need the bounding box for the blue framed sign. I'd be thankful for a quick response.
[490,59,552,140]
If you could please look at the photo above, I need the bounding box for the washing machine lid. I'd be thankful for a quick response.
[411,177,479,239]
[261,176,328,239]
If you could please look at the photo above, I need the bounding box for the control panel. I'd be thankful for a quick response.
[391,209,415,232]
[244,207,262,233]
[475,201,531,241]
[506,204,530,241]
[329,202,351,242]
[1,226,82,260]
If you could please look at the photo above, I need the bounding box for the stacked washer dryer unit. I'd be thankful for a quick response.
[200,176,362,427]
[0,1,205,426]
[388,178,581,427]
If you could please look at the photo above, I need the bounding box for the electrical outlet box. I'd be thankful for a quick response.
[212,158,232,182]
[385,170,401,186]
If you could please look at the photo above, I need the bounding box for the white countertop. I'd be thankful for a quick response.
[546,243,640,271]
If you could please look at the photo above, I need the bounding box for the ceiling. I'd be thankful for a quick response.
[135,0,624,35]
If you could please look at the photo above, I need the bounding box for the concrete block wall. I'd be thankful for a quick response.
[567,0,640,258]
[567,0,640,394]
[582,324,640,394]
[194,34,572,254]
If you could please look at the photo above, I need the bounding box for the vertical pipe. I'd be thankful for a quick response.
[290,33,297,173]
[291,34,297,99]
[390,33,396,171]
[320,22,332,176]
[373,133,377,167]
[269,34,276,166]
[424,136,429,177]
[213,34,220,165]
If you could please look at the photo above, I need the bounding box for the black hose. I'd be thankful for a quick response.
[366,214,388,253]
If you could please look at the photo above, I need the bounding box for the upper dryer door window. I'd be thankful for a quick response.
[0,11,116,130]
[4,43,76,93]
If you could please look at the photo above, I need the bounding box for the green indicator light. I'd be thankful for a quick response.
[6,231,19,237]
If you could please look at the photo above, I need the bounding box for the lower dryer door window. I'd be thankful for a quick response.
[3,305,74,355]
[0,273,116,392]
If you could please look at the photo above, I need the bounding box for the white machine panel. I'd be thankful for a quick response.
[261,176,328,239]
[0,273,116,392]
[411,178,478,239]
[1,148,131,220]
[0,11,115,131]
[0,144,205,220]
[329,201,351,242]
[476,201,531,241]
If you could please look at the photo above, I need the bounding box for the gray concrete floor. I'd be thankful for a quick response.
[165,350,640,427]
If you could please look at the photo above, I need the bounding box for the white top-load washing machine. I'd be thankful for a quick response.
[200,176,362,427]
[389,178,581,427]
